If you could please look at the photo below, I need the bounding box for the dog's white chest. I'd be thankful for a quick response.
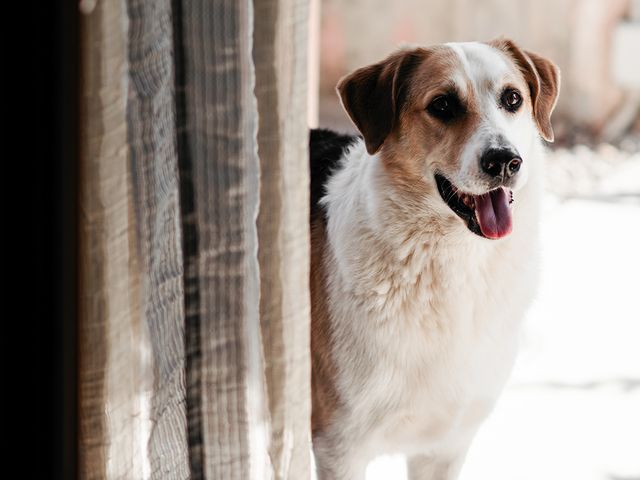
[375,310,519,456]
[334,262,524,456]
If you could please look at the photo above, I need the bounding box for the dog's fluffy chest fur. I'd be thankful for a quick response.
[313,139,541,466]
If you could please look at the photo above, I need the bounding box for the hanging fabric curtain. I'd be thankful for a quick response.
[78,0,312,478]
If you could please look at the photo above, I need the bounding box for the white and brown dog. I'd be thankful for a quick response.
[309,39,560,480]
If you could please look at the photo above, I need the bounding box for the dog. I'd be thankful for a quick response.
[309,38,560,480]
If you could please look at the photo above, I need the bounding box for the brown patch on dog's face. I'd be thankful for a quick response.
[489,38,561,142]
[340,46,489,197]
[378,46,482,194]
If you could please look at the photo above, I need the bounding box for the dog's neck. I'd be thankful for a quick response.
[323,138,542,309]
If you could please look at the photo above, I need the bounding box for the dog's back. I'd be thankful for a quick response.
[309,128,358,220]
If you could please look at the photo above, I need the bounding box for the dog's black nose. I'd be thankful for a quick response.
[480,149,522,179]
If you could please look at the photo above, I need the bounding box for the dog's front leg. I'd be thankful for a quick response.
[313,433,369,480]
[407,449,469,480]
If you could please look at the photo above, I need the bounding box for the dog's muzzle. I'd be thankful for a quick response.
[435,174,514,240]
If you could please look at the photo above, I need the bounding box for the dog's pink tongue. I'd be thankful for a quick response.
[474,188,513,239]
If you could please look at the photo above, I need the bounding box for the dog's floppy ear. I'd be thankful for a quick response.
[337,50,421,154]
[490,38,561,142]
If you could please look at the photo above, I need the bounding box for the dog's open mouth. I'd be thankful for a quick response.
[435,174,513,239]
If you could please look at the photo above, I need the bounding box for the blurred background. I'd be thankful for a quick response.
[311,0,640,479]
[315,0,640,144]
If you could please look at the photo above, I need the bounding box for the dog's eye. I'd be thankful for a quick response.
[430,96,450,112]
[427,94,462,122]
[501,89,523,112]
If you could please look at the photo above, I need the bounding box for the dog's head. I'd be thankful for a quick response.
[337,39,560,239]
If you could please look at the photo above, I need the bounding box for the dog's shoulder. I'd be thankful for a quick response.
[309,128,360,219]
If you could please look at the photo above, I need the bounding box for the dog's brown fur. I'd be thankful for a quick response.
[310,215,340,435]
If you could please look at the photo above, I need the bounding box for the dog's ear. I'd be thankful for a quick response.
[337,50,421,154]
[490,38,561,142]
